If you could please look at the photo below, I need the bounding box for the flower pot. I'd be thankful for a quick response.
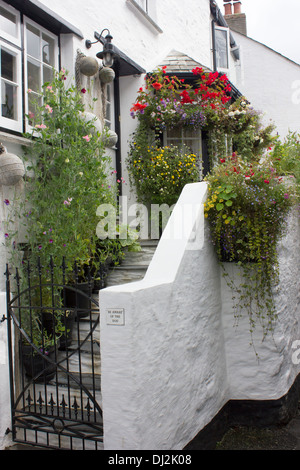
[63,282,92,319]
[21,343,56,383]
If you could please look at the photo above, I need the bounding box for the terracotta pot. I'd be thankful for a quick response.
[233,1,242,14]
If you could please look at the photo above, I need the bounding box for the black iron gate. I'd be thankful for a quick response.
[5,258,105,450]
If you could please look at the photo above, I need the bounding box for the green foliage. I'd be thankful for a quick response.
[10,69,119,281]
[270,131,300,198]
[127,128,200,206]
[204,154,295,345]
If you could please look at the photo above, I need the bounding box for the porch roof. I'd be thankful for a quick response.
[157,50,243,100]
[158,50,212,75]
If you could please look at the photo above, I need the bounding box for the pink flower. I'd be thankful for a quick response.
[264,179,270,184]
[35,123,47,129]
[81,88,87,94]
[4,199,9,205]
[64,197,72,206]
[45,104,53,113]
[82,135,90,142]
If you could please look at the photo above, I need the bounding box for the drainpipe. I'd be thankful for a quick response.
[211,20,217,72]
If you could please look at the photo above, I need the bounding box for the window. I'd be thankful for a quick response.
[215,26,229,72]
[165,128,203,179]
[105,83,113,129]
[0,1,59,133]
[24,18,58,127]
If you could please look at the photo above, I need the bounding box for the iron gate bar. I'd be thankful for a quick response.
[5,258,104,450]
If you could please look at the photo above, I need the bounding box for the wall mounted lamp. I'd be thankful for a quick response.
[85,29,118,68]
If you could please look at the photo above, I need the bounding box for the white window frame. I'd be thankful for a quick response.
[0,1,60,134]
[164,128,203,180]
[0,40,22,133]
[0,1,22,132]
[214,25,230,74]
[0,1,21,47]
[104,83,115,130]
[24,16,59,131]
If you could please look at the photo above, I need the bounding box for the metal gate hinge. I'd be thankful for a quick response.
[5,428,11,435]
[1,315,7,323]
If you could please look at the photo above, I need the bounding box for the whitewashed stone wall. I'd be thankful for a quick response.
[99,182,300,450]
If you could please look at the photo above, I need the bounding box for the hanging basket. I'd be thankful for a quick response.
[0,147,25,186]
[103,129,118,148]
[99,66,115,84]
[79,56,99,77]
[80,112,103,135]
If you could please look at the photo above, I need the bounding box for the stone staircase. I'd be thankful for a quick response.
[106,239,158,287]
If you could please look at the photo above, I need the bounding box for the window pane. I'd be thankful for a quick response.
[1,49,16,82]
[215,29,228,69]
[26,23,40,59]
[27,58,41,92]
[28,93,42,126]
[43,65,53,85]
[0,6,17,37]
[42,34,55,66]
[1,81,17,120]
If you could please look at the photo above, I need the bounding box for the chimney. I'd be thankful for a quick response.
[223,0,247,36]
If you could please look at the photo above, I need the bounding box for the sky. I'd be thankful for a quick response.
[214,0,300,65]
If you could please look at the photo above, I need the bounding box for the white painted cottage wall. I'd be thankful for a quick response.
[99,182,300,449]
[234,31,300,139]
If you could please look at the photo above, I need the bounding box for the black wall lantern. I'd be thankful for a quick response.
[85,29,118,68]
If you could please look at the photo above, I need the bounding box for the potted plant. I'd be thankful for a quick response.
[19,308,59,383]
[204,152,295,344]
[3,69,123,320]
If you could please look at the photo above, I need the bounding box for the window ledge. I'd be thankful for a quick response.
[0,130,32,146]
[126,0,163,34]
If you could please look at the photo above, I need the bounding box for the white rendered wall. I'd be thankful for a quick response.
[99,182,300,450]
[234,31,300,139]
[99,182,229,450]
[223,207,300,400]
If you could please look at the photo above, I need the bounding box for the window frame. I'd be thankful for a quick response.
[214,25,230,74]
[0,38,22,132]
[23,16,59,131]
[0,0,60,134]
[164,127,204,180]
[0,1,21,47]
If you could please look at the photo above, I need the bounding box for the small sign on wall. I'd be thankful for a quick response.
[106,308,125,326]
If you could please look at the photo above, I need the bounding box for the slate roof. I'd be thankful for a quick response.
[158,50,212,74]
